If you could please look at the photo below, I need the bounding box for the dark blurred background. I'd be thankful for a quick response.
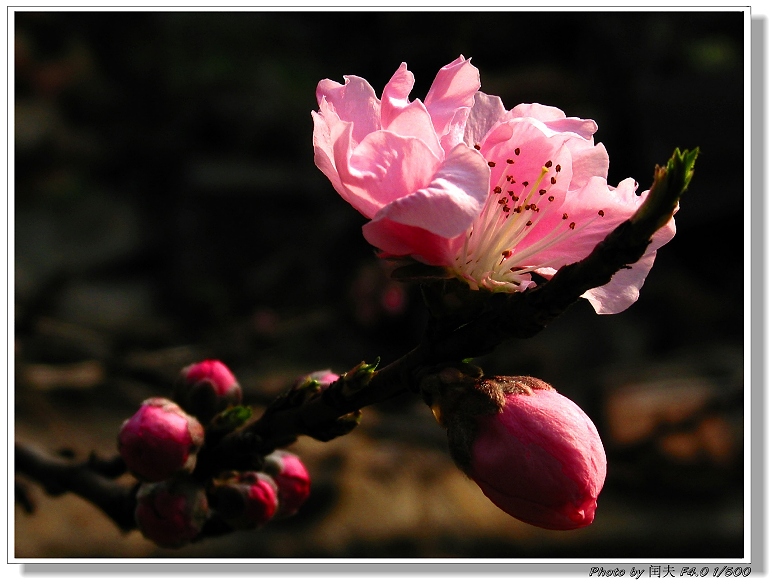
[13,11,745,559]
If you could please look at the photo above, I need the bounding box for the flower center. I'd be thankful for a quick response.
[451,147,602,292]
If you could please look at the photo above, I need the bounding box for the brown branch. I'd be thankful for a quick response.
[15,148,699,542]
[15,443,139,531]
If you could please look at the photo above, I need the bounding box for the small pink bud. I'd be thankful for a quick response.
[468,378,607,530]
[293,369,340,390]
[174,360,242,423]
[135,478,209,548]
[118,397,204,482]
[263,451,311,517]
[213,472,278,530]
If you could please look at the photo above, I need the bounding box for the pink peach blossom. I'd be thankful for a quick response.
[313,57,676,314]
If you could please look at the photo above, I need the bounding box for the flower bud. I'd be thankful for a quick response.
[263,451,311,517]
[292,369,340,390]
[118,397,205,482]
[213,471,278,530]
[174,360,242,423]
[465,377,607,530]
[437,375,607,530]
[135,478,209,548]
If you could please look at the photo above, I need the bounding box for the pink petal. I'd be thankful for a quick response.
[380,62,415,128]
[369,142,490,238]
[463,91,508,147]
[316,75,380,143]
[544,116,599,141]
[362,219,454,266]
[337,130,442,209]
[384,99,443,159]
[439,106,471,153]
[521,176,640,268]
[568,141,609,189]
[423,55,481,140]
[582,211,676,314]
[506,102,567,124]
[312,108,353,204]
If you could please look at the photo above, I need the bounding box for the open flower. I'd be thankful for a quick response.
[313,57,676,314]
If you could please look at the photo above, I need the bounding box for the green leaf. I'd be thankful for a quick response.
[211,405,253,434]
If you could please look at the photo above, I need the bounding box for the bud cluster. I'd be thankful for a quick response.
[117,360,313,548]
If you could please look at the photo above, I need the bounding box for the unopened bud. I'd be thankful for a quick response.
[444,376,607,530]
[342,358,379,395]
[292,369,340,391]
[263,451,311,517]
[135,478,209,548]
[174,360,242,423]
[118,398,204,482]
[213,471,278,530]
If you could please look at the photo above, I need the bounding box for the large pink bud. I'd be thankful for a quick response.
[213,471,279,530]
[263,451,311,517]
[468,377,607,530]
[174,359,243,423]
[118,397,205,482]
[135,478,210,548]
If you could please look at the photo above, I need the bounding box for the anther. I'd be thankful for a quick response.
[555,164,561,172]
[506,159,515,164]
[474,144,481,150]
[598,210,605,217]
[494,186,502,194]
[569,222,576,230]
[550,177,557,185]
[562,213,569,220]
[488,161,496,168]
[545,160,553,168]
[514,147,521,155]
